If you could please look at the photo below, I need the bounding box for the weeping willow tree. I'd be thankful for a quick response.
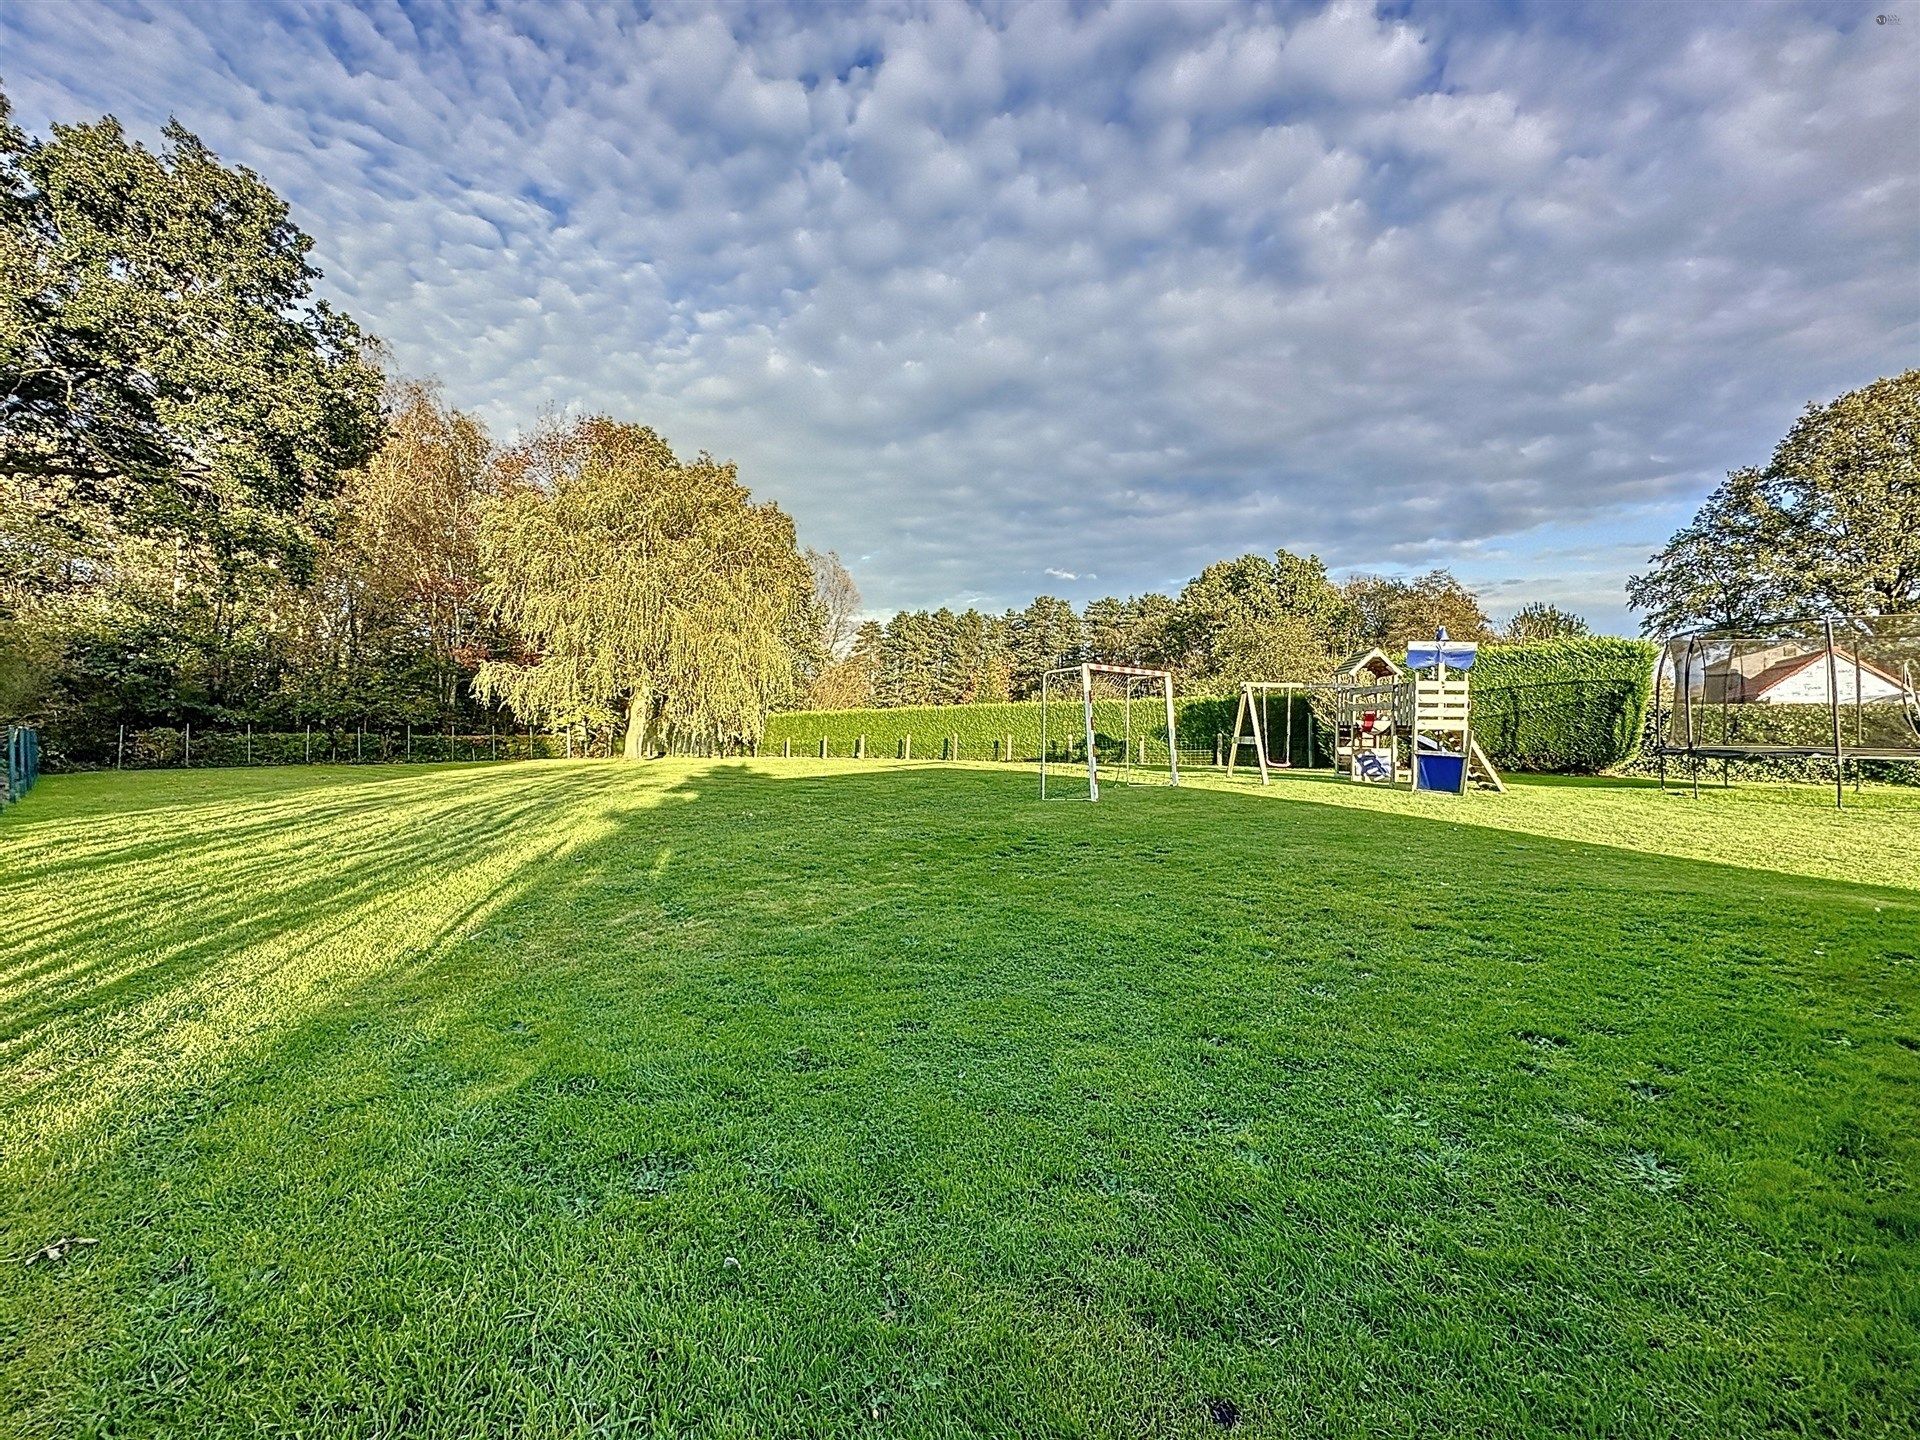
[474,417,813,758]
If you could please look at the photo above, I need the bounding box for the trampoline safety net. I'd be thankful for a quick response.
[1655,613,1920,759]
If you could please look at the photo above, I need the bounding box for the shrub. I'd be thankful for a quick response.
[1471,638,1659,773]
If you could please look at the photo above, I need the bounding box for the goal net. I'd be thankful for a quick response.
[1039,663,1180,801]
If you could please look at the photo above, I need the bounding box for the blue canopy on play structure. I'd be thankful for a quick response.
[1405,628,1479,672]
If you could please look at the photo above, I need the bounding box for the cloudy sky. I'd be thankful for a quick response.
[3,0,1914,631]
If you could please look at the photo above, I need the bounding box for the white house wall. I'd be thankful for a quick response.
[1754,656,1903,705]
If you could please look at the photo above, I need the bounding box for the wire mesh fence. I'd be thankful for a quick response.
[66,724,589,770]
[758,730,1223,772]
[47,720,764,771]
[3,726,39,805]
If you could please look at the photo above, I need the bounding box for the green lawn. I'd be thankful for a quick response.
[2,760,1916,1437]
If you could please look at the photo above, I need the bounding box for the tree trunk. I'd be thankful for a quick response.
[623,688,650,760]
[643,696,668,757]
[622,688,671,760]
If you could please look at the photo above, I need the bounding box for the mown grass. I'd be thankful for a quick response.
[1,760,1916,1438]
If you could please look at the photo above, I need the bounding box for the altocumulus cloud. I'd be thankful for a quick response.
[2,0,1913,627]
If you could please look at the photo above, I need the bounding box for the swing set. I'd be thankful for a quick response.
[1224,681,1335,782]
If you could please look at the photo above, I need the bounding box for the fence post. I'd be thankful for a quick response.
[305,724,311,764]
[492,728,498,761]
[117,724,125,770]
[406,724,412,762]
[856,734,866,759]
[184,723,191,767]
[358,725,364,763]
[1214,732,1223,767]
[903,734,912,761]
[783,739,791,758]
[819,737,827,758]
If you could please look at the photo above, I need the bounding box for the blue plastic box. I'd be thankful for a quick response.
[1414,752,1467,793]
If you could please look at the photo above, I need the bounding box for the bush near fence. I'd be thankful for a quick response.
[1469,638,1660,773]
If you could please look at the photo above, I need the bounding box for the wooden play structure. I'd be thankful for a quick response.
[1398,632,1504,793]
[1228,631,1503,794]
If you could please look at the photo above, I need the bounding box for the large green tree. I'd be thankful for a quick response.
[868,606,1011,706]
[475,418,811,757]
[1502,601,1591,643]
[1009,595,1083,697]
[1167,550,1351,687]
[277,379,498,727]
[0,88,385,740]
[1083,593,1177,668]
[1629,370,1920,633]
[0,89,383,563]
[1344,570,1492,651]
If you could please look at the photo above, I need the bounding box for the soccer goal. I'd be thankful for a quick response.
[1038,663,1179,801]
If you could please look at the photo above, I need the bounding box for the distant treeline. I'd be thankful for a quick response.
[803,562,1591,711]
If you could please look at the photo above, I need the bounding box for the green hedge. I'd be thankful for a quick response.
[1470,638,1658,773]
[762,695,1261,764]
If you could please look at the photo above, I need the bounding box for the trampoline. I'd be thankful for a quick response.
[1653,613,1920,808]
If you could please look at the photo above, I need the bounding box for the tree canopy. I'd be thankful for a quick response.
[1503,602,1591,643]
[1169,551,1350,687]
[2,86,388,747]
[1630,370,1920,633]
[0,88,383,565]
[474,418,812,757]
[1342,570,1493,650]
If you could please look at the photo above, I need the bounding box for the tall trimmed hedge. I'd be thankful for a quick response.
[1470,638,1659,773]
[762,694,1260,763]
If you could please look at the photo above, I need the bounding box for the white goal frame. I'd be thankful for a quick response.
[1039,663,1179,801]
